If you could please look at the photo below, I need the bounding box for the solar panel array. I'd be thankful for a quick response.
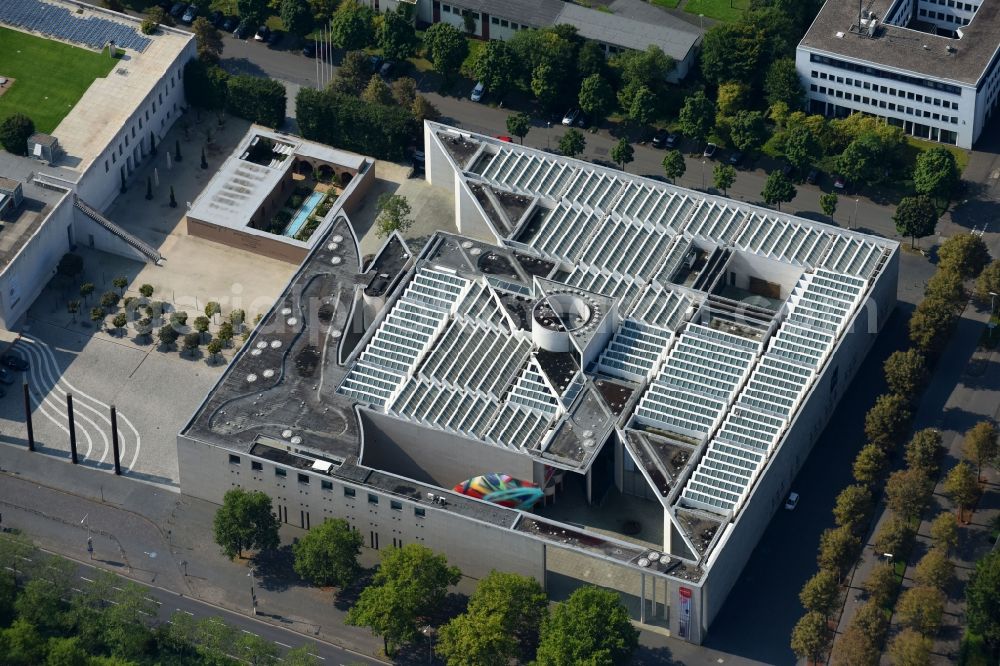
[338,267,468,408]
[679,269,867,514]
[2,0,152,52]
[634,324,760,439]
[596,318,674,381]
[508,357,560,414]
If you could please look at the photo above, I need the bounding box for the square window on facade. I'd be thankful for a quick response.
[251,461,263,471]
[391,500,402,511]
[276,468,287,477]
[298,473,309,484]
[229,454,240,464]
[344,487,356,497]
[368,493,379,504]
[321,480,333,490]
[415,507,426,517]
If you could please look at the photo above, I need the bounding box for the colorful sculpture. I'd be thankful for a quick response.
[453,473,544,510]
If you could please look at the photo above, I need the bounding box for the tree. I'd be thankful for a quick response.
[437,571,548,665]
[885,468,933,521]
[192,17,224,63]
[852,444,887,487]
[784,125,821,173]
[913,147,959,203]
[924,267,964,304]
[226,76,286,128]
[713,164,736,195]
[193,316,211,335]
[100,291,120,310]
[831,624,880,666]
[280,0,314,39]
[799,569,839,618]
[966,550,1000,646]
[330,1,374,51]
[333,51,374,96]
[411,95,440,123]
[422,23,467,80]
[15,576,69,631]
[873,516,914,559]
[111,275,127,296]
[975,259,1000,303]
[938,232,991,279]
[535,586,638,666]
[678,91,716,145]
[218,321,235,346]
[170,310,189,328]
[531,63,561,111]
[817,525,861,580]
[236,632,280,666]
[111,312,127,336]
[577,74,614,123]
[626,85,657,126]
[206,338,224,363]
[765,57,804,108]
[45,636,89,666]
[212,488,280,560]
[558,128,586,158]
[147,6,173,28]
[79,282,95,305]
[929,511,959,554]
[762,171,796,211]
[472,40,515,95]
[390,77,417,108]
[832,484,872,534]
[943,461,980,521]
[888,628,932,666]
[662,150,686,184]
[897,586,945,636]
[864,562,898,607]
[864,392,912,452]
[183,331,201,356]
[57,253,84,279]
[611,138,634,171]
[789,611,831,663]
[361,75,394,106]
[700,23,764,86]
[90,307,105,330]
[1,618,46,666]
[716,81,749,118]
[204,300,221,322]
[905,428,943,476]
[377,8,418,61]
[236,0,268,26]
[134,317,153,342]
[729,110,767,153]
[884,349,928,401]
[506,113,531,145]
[909,296,957,355]
[913,548,954,590]
[66,300,80,323]
[820,192,838,219]
[183,59,229,111]
[894,196,938,249]
[962,421,997,477]
[346,544,461,656]
[138,283,154,298]
[230,309,246,332]
[292,518,363,588]
[0,113,35,156]
[578,40,606,79]
[374,193,412,238]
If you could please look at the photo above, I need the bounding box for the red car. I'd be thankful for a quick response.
[496,135,513,142]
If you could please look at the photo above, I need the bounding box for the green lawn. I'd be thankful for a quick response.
[0,26,118,133]
[651,0,682,7]
[904,135,970,174]
[684,0,750,23]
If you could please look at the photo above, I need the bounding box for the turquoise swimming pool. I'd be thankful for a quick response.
[284,191,325,237]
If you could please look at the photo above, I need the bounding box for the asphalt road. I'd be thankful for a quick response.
[34,553,382,665]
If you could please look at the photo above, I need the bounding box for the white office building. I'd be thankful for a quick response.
[796,0,1000,148]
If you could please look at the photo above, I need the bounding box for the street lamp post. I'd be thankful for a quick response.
[248,567,257,615]
[701,160,706,190]
[850,198,859,230]
[81,514,92,560]
[421,625,436,664]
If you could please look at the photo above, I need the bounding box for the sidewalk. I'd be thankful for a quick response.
[828,302,1000,663]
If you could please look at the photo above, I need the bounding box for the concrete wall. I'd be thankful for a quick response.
[699,248,899,638]
[77,41,197,211]
[360,410,535,488]
[185,217,309,263]
[0,192,75,328]
[177,433,546,581]
[724,252,805,299]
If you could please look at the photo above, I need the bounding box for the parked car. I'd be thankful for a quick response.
[702,142,717,158]
[728,151,743,166]
[651,128,670,149]
[302,42,316,58]
[412,148,425,172]
[254,25,270,42]
[233,21,252,39]
[180,4,198,24]
[806,167,820,184]
[221,16,238,32]
[208,10,223,26]
[496,135,513,142]
[664,132,680,149]
[378,61,394,79]
[169,2,187,19]
[784,492,800,510]
[0,368,14,385]
[833,174,847,190]
[2,354,28,371]
[267,30,282,45]
[561,108,585,127]
[470,82,485,102]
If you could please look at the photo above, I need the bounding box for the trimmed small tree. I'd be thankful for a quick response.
[713,164,736,196]
[929,511,959,554]
[888,628,933,666]
[897,586,945,636]
[558,129,586,158]
[864,563,898,607]
[883,349,928,401]
[206,338,223,363]
[90,307,105,330]
[506,112,531,145]
[0,113,35,156]
[913,548,954,590]
[762,171,796,211]
[662,150,686,183]
[864,392,912,452]
[611,138,634,171]
[905,428,943,477]
[212,488,280,560]
[817,525,861,581]
[183,331,201,356]
[535,586,638,666]
[799,569,840,618]
[885,468,933,521]
[790,611,831,664]
[853,444,888,488]
[79,282,95,305]
[139,283,154,298]
[963,420,998,480]
[833,484,873,534]
[873,516,914,559]
[112,312,128,336]
[943,461,980,521]
[157,324,179,348]
[820,192,838,219]
[204,301,222,323]
[893,195,938,248]
[112,276,128,296]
